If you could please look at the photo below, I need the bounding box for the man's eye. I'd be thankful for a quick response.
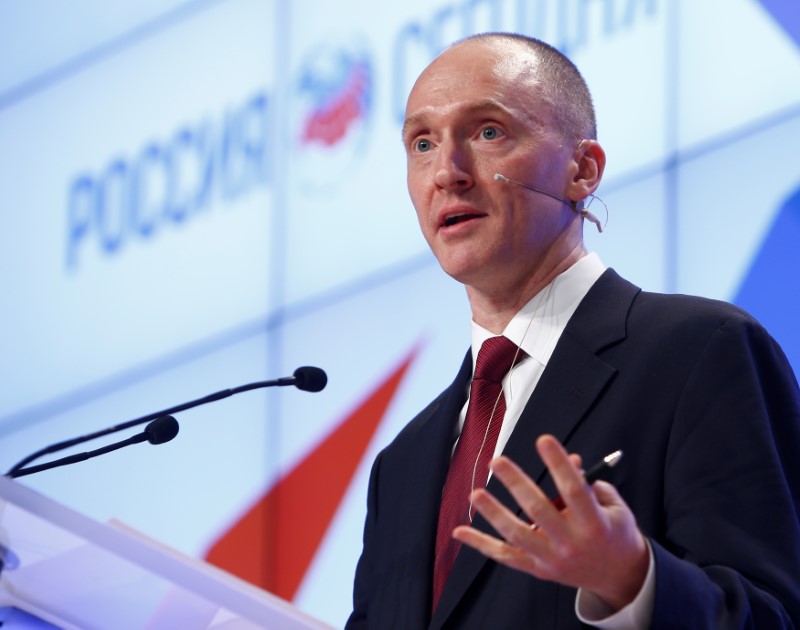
[415,139,432,153]
[481,126,500,140]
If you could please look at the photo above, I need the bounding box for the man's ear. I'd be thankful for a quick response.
[566,139,605,204]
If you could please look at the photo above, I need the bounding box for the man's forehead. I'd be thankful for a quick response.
[406,39,541,102]
[402,42,546,138]
[432,37,541,80]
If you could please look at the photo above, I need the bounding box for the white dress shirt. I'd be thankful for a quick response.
[456,252,655,629]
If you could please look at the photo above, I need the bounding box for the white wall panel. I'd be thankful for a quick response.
[676,114,800,300]
[677,0,800,149]
[0,0,276,421]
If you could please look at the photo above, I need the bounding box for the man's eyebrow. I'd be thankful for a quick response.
[401,99,515,144]
[401,113,425,144]
[462,99,515,118]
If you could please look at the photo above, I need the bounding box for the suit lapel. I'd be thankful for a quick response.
[396,350,472,623]
[429,270,640,628]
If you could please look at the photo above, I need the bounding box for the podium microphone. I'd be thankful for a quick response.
[5,366,328,477]
[8,416,179,479]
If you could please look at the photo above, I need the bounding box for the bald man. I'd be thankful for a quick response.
[347,33,800,629]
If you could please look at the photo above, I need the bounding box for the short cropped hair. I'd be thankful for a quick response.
[457,32,598,141]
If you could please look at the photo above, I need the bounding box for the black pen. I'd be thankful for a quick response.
[529,450,623,528]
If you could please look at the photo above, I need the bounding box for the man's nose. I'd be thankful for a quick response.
[433,140,474,192]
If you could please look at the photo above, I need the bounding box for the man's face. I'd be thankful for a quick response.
[403,39,584,297]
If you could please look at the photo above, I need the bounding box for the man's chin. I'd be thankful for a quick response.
[437,260,488,289]
[433,253,473,280]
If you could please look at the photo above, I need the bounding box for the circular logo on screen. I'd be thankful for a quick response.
[290,42,374,193]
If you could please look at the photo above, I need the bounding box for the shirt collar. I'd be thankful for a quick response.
[470,253,606,369]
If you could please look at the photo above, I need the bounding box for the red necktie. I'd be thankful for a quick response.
[432,336,525,612]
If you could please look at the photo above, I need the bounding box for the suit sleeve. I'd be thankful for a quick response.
[650,315,800,628]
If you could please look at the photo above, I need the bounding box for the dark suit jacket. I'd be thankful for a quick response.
[347,269,800,629]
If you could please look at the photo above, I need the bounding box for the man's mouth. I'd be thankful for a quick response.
[442,212,483,228]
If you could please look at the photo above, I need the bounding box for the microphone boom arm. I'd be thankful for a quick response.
[5,367,326,476]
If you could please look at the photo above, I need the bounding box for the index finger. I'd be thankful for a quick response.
[536,435,598,526]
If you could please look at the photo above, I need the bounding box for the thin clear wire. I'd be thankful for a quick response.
[467,279,557,521]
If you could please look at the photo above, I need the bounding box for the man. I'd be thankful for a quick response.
[347,32,800,628]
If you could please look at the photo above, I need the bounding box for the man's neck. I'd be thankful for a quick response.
[466,246,587,334]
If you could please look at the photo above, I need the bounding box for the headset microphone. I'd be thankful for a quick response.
[493,173,605,233]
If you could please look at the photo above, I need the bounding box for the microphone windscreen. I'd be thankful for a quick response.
[145,415,180,445]
[293,366,328,392]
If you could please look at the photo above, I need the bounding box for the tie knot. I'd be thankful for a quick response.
[473,336,525,383]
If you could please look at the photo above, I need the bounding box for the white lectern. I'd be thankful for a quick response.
[0,475,333,629]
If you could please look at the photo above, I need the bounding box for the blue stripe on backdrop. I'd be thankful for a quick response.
[734,184,800,377]
[756,0,800,46]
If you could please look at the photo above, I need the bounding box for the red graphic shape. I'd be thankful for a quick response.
[301,64,369,147]
[205,346,419,601]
